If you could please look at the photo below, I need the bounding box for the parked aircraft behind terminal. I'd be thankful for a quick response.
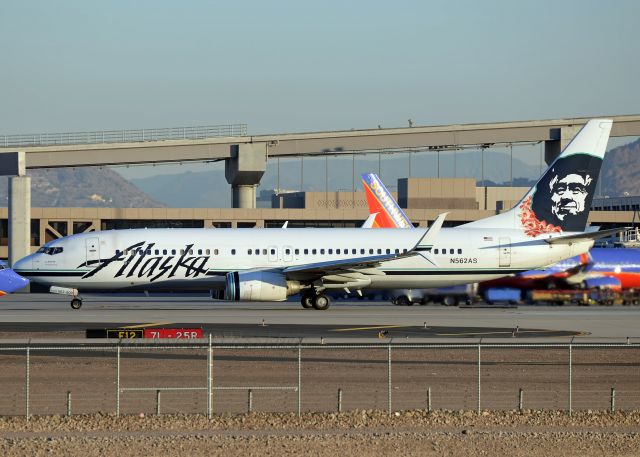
[14,119,617,310]
[481,248,640,293]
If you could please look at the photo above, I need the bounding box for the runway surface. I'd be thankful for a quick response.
[0,293,639,340]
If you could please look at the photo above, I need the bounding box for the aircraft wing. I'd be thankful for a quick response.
[283,212,448,283]
[283,253,398,280]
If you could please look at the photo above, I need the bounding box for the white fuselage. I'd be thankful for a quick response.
[14,227,593,295]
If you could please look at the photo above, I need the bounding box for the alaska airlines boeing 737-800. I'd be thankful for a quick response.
[14,119,617,310]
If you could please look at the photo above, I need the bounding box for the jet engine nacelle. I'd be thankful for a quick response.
[224,271,301,301]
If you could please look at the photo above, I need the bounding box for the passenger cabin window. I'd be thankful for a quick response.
[458,249,462,254]
[262,249,267,255]
[248,249,252,255]
[304,249,309,255]
[163,249,167,255]
[369,249,374,254]
[352,249,357,254]
[198,249,203,255]
[294,249,299,255]
[312,249,317,255]
[231,249,236,255]
[360,249,365,254]
[328,249,333,254]
[285,248,291,255]
[272,249,277,255]
[214,249,219,255]
[449,249,454,255]
[434,249,438,254]
[395,249,400,254]
[171,249,176,255]
[320,249,325,255]
[336,249,341,254]
[386,249,391,254]
[377,249,382,254]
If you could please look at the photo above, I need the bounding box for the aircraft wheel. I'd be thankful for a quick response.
[443,296,459,307]
[70,298,82,310]
[301,293,314,309]
[395,295,411,306]
[313,294,331,310]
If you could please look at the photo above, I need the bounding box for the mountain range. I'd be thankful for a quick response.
[0,168,164,208]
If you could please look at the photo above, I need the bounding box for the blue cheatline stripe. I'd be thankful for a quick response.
[16,271,87,277]
[383,269,528,275]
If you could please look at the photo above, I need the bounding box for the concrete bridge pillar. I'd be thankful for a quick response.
[9,175,31,267]
[544,125,581,165]
[0,151,31,268]
[225,143,267,208]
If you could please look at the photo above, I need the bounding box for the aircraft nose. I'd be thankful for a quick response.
[12,256,30,275]
[0,269,30,295]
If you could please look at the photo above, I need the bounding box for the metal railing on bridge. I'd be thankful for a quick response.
[0,124,248,148]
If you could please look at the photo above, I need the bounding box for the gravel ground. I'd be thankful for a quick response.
[0,410,638,456]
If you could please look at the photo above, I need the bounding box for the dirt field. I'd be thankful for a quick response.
[0,345,637,416]
[0,410,639,457]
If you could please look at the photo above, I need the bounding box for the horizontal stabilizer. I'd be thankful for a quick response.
[545,227,626,245]
[361,213,378,229]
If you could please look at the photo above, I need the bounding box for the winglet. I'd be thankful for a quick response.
[412,212,448,250]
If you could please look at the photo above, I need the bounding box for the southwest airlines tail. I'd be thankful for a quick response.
[463,119,612,237]
[361,173,414,229]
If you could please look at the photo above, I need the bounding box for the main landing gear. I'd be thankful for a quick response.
[300,291,331,310]
[70,297,83,309]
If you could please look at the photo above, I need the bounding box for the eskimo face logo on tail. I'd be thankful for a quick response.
[520,153,602,237]
[79,242,209,282]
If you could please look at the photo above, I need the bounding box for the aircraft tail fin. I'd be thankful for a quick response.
[361,173,414,229]
[463,119,612,236]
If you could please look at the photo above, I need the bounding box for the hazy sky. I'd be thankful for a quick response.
[2,0,639,134]
[2,1,638,181]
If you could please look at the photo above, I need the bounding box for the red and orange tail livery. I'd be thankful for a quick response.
[361,173,413,229]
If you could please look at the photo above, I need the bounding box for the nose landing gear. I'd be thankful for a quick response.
[70,298,83,309]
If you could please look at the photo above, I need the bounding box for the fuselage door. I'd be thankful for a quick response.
[268,245,278,262]
[499,237,511,267]
[86,237,100,266]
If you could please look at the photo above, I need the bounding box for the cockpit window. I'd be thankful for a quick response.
[40,247,63,255]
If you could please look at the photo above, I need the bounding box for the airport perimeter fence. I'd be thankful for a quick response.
[0,124,248,148]
[0,339,638,419]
